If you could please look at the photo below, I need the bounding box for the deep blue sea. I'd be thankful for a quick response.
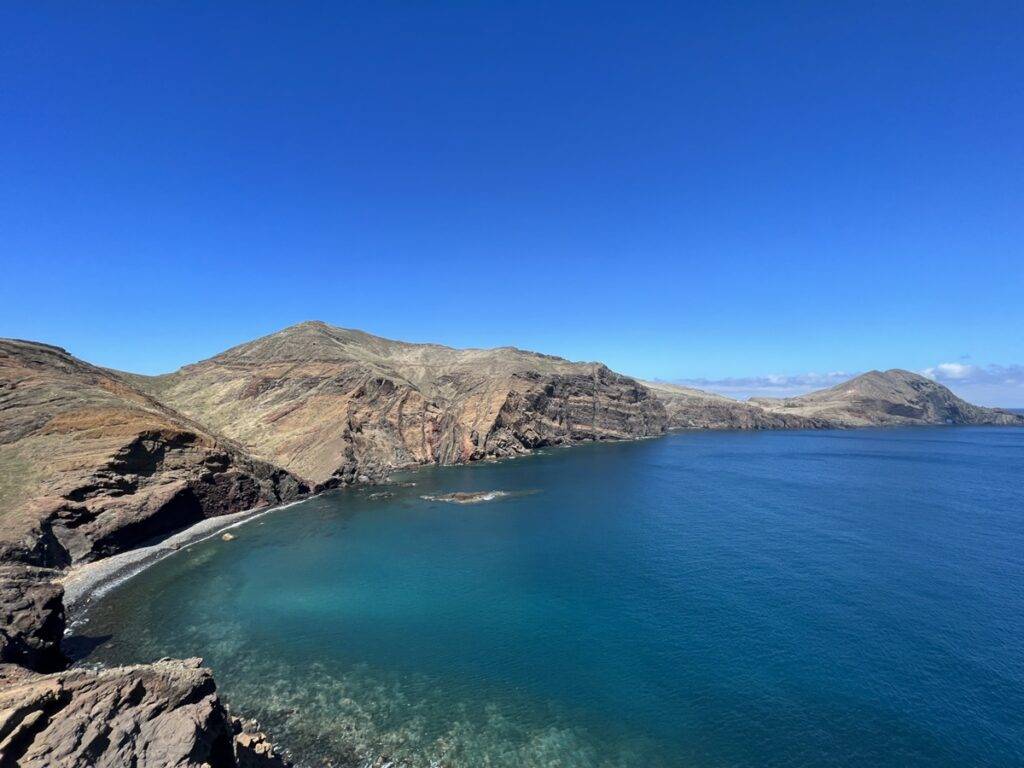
[77,428,1024,767]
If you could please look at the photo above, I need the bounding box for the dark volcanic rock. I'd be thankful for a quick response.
[0,565,65,671]
[0,658,290,768]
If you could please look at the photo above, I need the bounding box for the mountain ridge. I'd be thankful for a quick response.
[749,368,1022,426]
[132,321,666,486]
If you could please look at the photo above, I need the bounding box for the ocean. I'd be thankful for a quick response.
[75,428,1024,767]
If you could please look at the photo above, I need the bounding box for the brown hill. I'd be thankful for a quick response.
[751,369,1024,427]
[0,339,306,567]
[137,321,667,487]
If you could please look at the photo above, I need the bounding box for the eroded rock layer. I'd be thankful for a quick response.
[0,339,308,568]
[137,322,667,487]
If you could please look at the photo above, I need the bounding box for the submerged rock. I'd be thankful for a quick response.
[420,491,510,504]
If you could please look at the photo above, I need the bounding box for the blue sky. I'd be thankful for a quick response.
[2,2,1022,404]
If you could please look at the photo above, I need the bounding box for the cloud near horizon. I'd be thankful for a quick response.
[672,363,1024,407]
[921,362,1024,386]
[671,371,854,400]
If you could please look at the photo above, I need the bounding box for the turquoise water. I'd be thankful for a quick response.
[76,429,1024,767]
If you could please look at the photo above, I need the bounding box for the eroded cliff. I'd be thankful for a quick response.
[0,339,308,568]
[136,321,667,487]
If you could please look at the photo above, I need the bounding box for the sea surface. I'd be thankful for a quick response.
[76,429,1024,767]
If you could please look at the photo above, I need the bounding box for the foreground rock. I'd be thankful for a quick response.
[0,339,308,568]
[751,369,1024,427]
[0,565,65,671]
[0,658,289,767]
[135,321,667,487]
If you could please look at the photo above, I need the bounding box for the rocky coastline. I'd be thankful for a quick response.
[2,322,1022,766]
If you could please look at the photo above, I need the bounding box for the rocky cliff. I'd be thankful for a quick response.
[0,658,288,767]
[751,369,1024,427]
[135,321,667,487]
[0,339,308,569]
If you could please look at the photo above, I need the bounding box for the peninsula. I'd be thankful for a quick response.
[1,322,1020,767]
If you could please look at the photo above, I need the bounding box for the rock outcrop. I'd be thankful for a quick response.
[751,369,1024,427]
[0,565,65,671]
[0,339,308,568]
[135,321,667,487]
[0,658,289,767]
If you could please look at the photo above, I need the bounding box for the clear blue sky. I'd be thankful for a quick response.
[2,2,1023,403]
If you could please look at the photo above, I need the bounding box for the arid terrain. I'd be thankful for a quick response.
[1,322,1021,767]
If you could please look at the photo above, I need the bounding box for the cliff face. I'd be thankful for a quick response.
[137,322,667,487]
[751,369,1024,427]
[0,340,308,568]
[0,565,65,672]
[642,381,834,430]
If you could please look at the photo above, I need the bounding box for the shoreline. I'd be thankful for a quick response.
[62,495,319,616]
[58,424,981,618]
[54,427,874,618]
[59,441,616,615]
[59,438,626,619]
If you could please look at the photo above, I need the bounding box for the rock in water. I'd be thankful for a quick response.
[421,490,510,504]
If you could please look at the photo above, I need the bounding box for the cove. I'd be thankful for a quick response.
[73,429,1024,767]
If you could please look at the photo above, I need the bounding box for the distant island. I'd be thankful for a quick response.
[1,321,1021,767]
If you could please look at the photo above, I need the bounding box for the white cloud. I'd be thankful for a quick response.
[671,371,853,400]
[921,363,1024,387]
[921,362,973,380]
